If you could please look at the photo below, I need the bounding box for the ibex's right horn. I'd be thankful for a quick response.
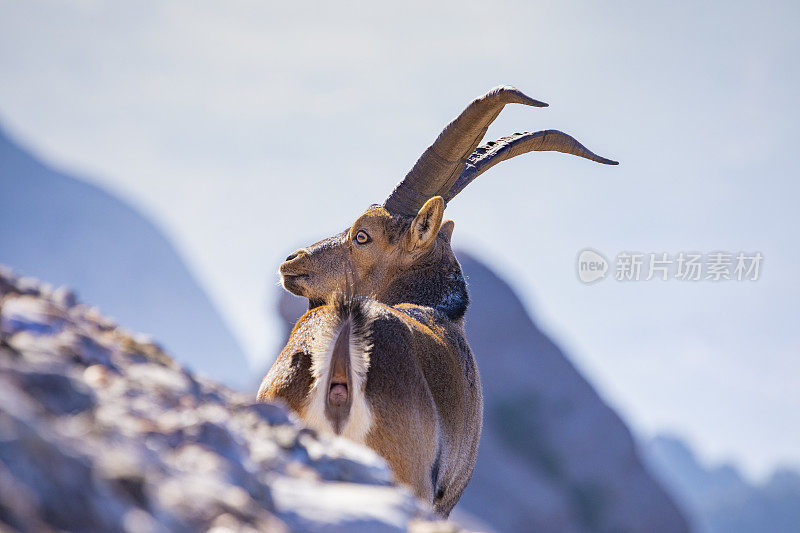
[444,130,618,202]
[384,85,547,217]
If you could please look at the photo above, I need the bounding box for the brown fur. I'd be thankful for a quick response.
[258,197,482,517]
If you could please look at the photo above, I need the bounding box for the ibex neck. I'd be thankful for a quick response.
[382,258,469,321]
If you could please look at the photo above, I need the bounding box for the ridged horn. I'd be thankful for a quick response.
[444,130,619,202]
[383,85,547,216]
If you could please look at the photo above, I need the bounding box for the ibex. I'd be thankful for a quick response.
[258,85,617,516]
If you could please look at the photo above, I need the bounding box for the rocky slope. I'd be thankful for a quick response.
[0,266,459,532]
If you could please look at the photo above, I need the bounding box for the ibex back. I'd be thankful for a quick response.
[258,85,617,516]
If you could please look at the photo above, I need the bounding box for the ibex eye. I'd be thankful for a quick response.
[355,230,371,245]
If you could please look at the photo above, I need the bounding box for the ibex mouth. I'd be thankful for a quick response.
[281,273,308,294]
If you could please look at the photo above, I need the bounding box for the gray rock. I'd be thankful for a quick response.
[52,286,78,309]
[0,266,459,532]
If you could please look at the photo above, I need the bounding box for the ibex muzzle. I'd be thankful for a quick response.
[259,85,617,517]
[279,231,351,306]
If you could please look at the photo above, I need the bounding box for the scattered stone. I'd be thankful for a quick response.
[0,266,463,532]
[52,286,77,309]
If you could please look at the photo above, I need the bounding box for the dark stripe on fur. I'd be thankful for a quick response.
[331,293,373,342]
[430,448,442,501]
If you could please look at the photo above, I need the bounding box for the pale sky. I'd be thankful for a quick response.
[1,0,798,480]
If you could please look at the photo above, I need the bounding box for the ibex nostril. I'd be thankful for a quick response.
[285,251,302,262]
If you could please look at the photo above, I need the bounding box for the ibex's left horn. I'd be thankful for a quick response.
[384,85,547,216]
[444,130,618,202]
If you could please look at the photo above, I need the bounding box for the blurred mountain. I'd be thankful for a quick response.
[645,435,800,533]
[0,127,249,388]
[272,250,689,532]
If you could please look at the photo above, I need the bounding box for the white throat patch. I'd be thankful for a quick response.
[302,313,373,445]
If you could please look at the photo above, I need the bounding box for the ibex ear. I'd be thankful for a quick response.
[405,196,445,252]
[440,220,455,242]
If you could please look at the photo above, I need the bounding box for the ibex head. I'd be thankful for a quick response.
[280,197,452,308]
[279,85,617,309]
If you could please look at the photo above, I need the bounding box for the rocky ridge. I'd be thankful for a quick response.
[0,266,458,532]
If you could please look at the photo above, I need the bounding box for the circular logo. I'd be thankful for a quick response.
[577,249,608,284]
